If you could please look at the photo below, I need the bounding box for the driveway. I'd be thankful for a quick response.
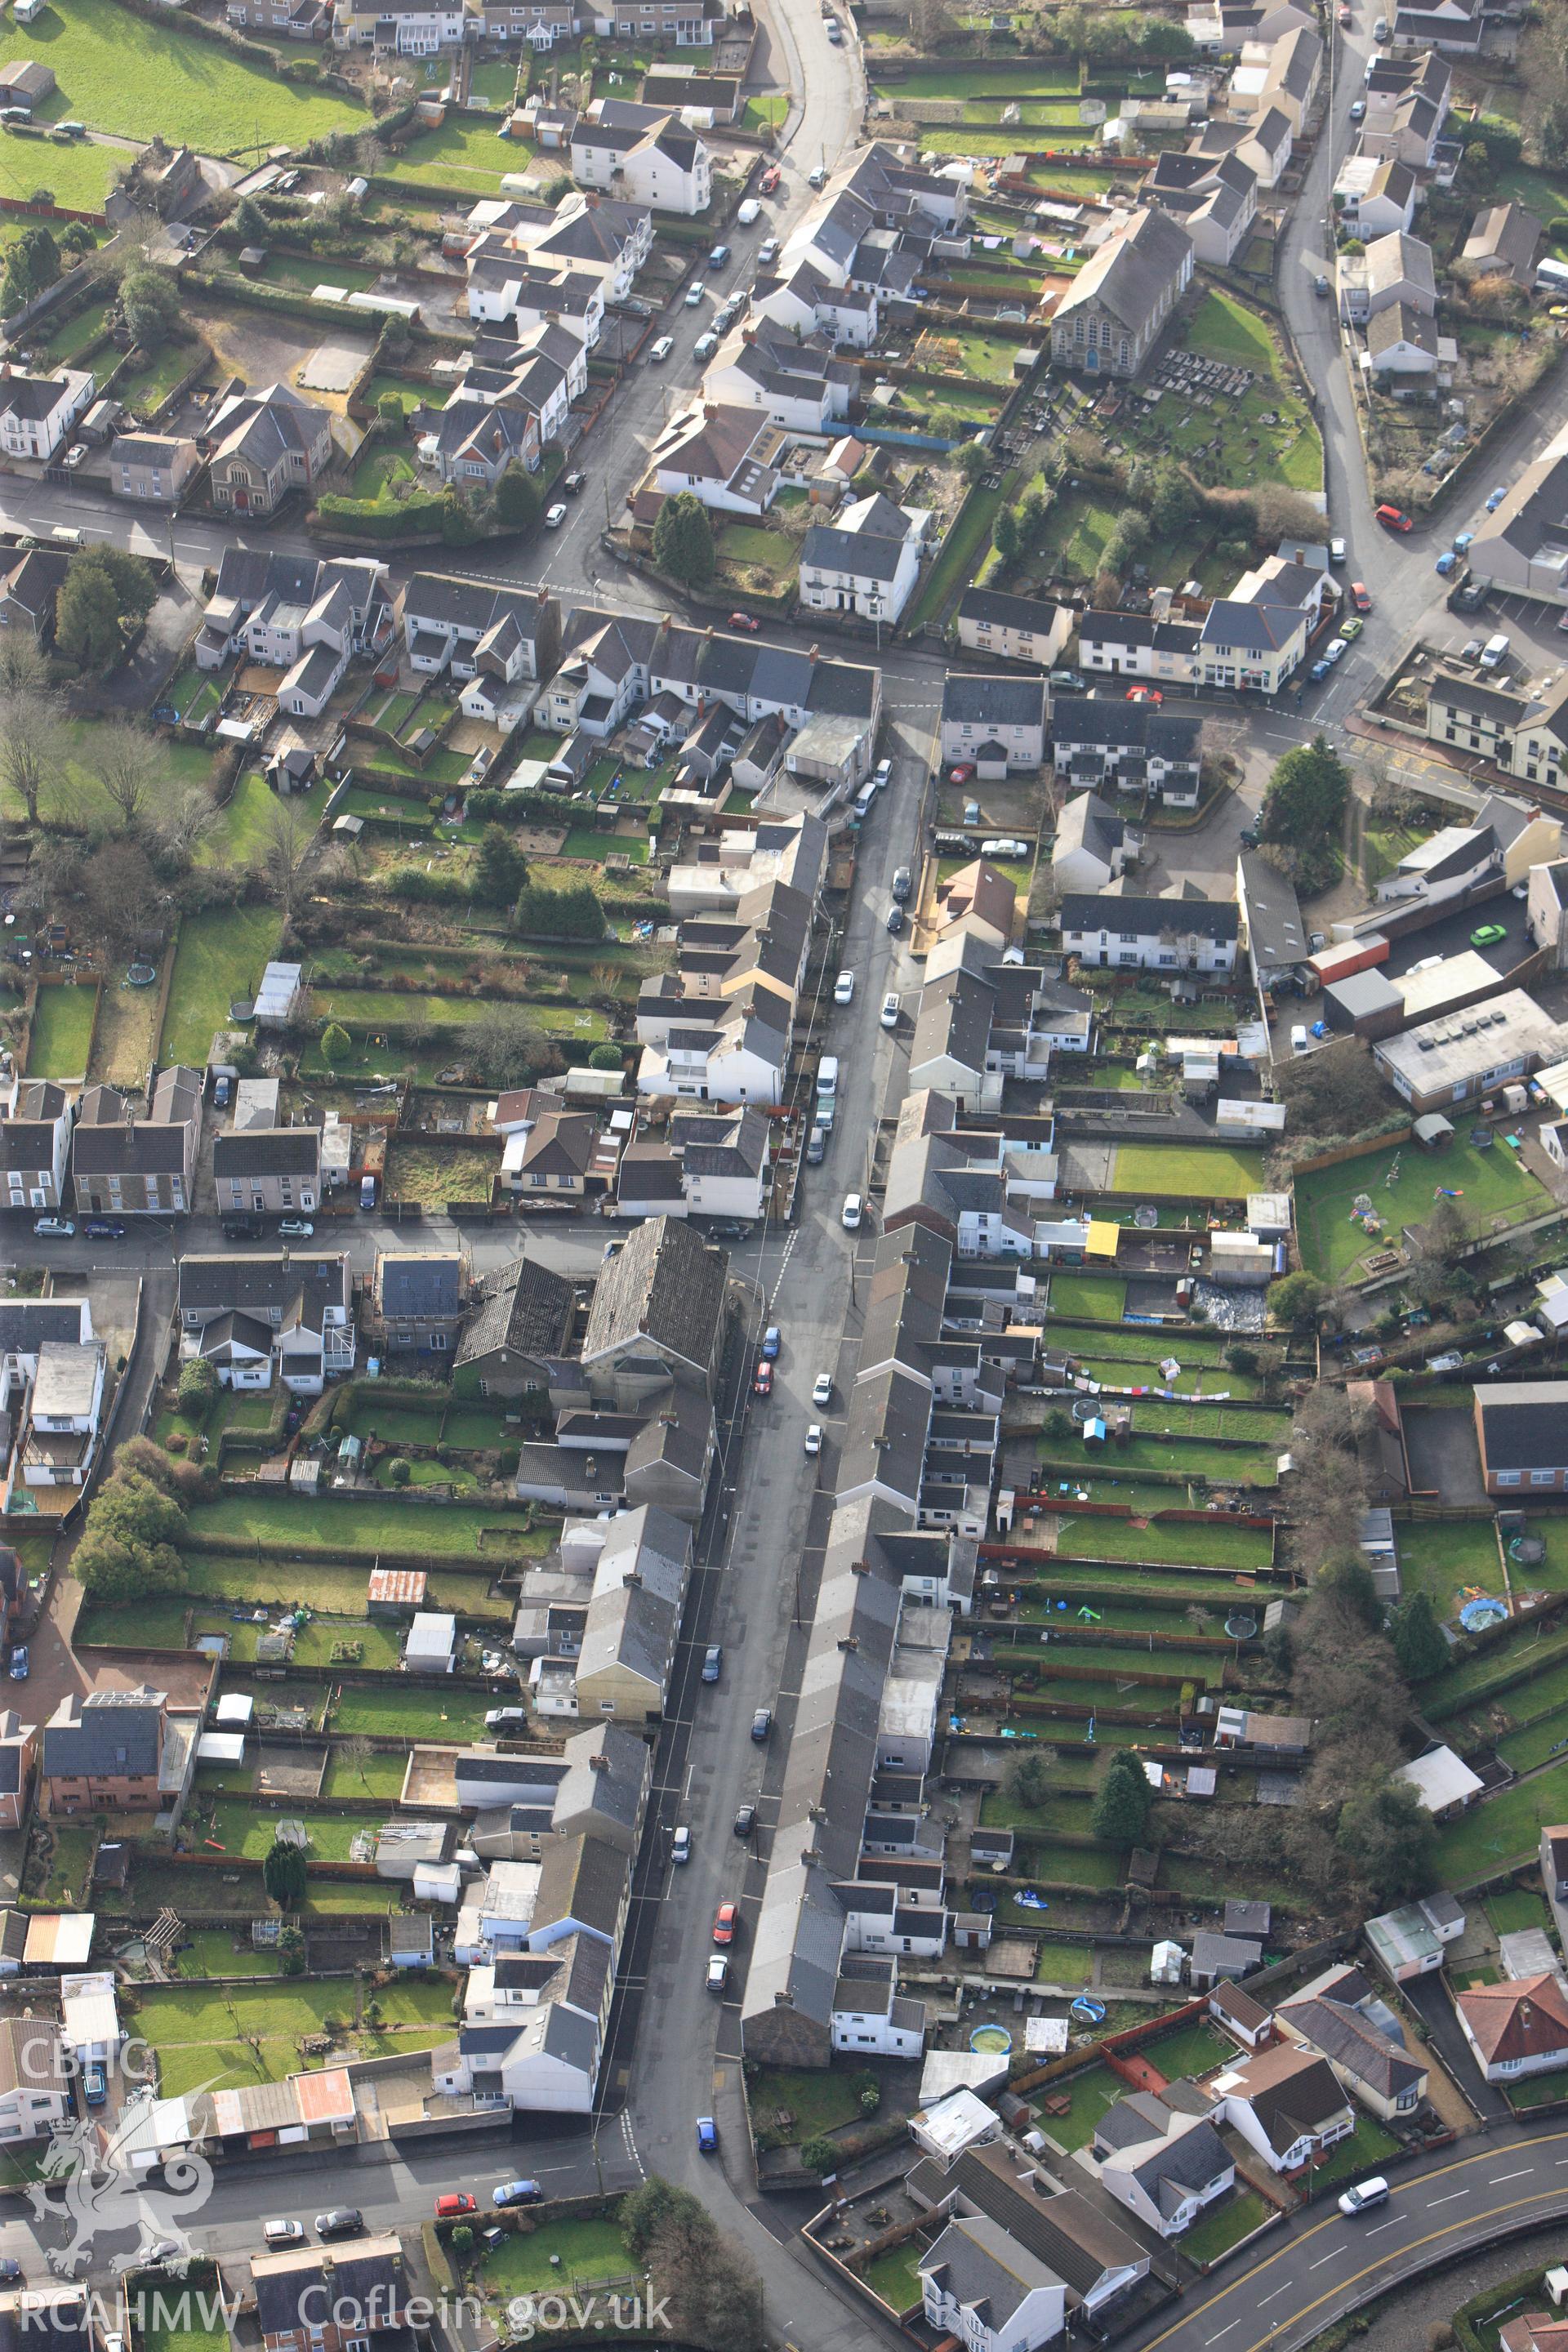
[1401,1404,1486,1504]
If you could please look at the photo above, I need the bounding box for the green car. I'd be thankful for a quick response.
[1471,923,1508,947]
[1340,617,1364,641]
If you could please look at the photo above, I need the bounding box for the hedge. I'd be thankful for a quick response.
[317,492,447,538]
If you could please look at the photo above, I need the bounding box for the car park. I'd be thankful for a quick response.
[728,610,760,632]
[753,1360,773,1396]
[544,504,567,528]
[684,281,706,306]
[316,2210,366,2238]
[1351,581,1372,612]
[1471,923,1508,947]
[804,1423,822,1455]
[702,1645,723,1682]
[1374,502,1412,531]
[842,1193,862,1228]
[706,1956,728,1993]
[881,991,900,1029]
[492,2182,541,2209]
[834,969,855,1004]
[649,336,674,362]
[697,2118,719,2152]
[263,2223,305,2251]
[435,2195,478,2219]
[1338,2179,1389,2216]
[813,1373,833,1405]
[751,1706,773,1742]
[712,1903,738,1944]
[33,1218,74,1238]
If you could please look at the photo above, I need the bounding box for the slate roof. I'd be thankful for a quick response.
[935,2148,1147,2299]
[1059,889,1238,941]
[1055,205,1193,336]
[378,1252,465,1321]
[42,1689,163,1780]
[581,1214,726,1377]
[1477,1383,1568,1473]
[179,1254,350,1324]
[919,2214,1065,2328]
[1279,1996,1423,2099]
[530,1830,630,1942]
[212,1128,319,1178]
[941,673,1047,728]
[457,1255,577,1369]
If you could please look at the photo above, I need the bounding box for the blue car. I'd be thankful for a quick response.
[8,1649,28,1682]
[1435,550,1458,577]
[696,2118,718,2154]
[1486,486,1508,510]
[1309,659,1331,681]
[83,2065,105,2108]
[760,1326,781,1361]
[492,2180,541,2208]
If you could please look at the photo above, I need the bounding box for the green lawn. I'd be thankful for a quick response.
[136,1976,453,2098]
[1506,2063,1568,2112]
[161,903,281,1069]
[0,127,120,211]
[26,982,95,1078]
[1432,1757,1568,1883]
[116,336,203,415]
[860,2244,927,2317]
[326,1683,496,1740]
[203,772,332,870]
[0,0,367,154]
[1049,1274,1126,1321]
[381,116,537,192]
[748,2064,866,2148]
[1307,2119,1401,2195]
[41,289,111,363]
[362,373,430,420]
[1394,1519,1505,1628]
[264,252,377,296]
[167,1928,283,1980]
[1486,1886,1553,1938]
[479,2219,634,2302]
[350,447,419,502]
[875,61,1080,96]
[1180,2188,1272,2266]
[906,478,1009,632]
[1110,1143,1267,1200]
[716,521,797,579]
[181,1489,546,1560]
[1040,2060,1123,2150]
[1140,2020,1235,2082]
[1294,1138,1548,1282]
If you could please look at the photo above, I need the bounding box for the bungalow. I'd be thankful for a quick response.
[1207,2043,1356,2171]
[1457,1974,1568,2080]
[1089,2094,1236,2238]
[1461,200,1543,282]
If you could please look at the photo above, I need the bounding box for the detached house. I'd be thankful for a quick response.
[1145,148,1258,266]
[1475,1382,1568,1494]
[1462,200,1543,282]
[0,2017,70,2145]
[1054,792,1137,894]
[1052,207,1193,378]
[1208,2043,1356,2171]
[40,1687,185,1819]
[571,103,710,212]
[1,1078,74,1212]
[918,2217,1067,2352]
[0,368,93,464]
[1089,2094,1235,2238]
[800,489,929,626]
[71,1069,201,1218]
[939,674,1048,774]
[1457,1974,1568,2079]
[954,590,1073,670]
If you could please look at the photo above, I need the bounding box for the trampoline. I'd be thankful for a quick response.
[125,963,157,987]
[1224,1611,1258,1639]
[1070,1995,1107,2025]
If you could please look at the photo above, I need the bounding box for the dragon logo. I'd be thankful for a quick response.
[25,2106,214,2276]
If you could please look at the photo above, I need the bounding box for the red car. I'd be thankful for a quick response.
[753,1360,773,1397]
[728,610,760,633]
[949,761,976,783]
[1350,581,1372,613]
[1125,686,1163,704]
[1375,503,1414,532]
[434,2194,478,2220]
[713,1902,738,1945]
[760,163,782,192]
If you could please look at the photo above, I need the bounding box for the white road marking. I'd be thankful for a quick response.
[1489,2169,1532,2183]
[1206,2325,1241,2343]
[1308,2252,1340,2270]
[1258,2287,1290,2306]
[1365,2217,1404,2236]
[1428,2190,1469,2205]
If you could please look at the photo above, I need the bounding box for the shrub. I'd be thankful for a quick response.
[386,1458,412,1486]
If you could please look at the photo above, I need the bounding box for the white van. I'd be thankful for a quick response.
[1480,632,1511,670]
[1290,1023,1309,1054]
[817,1054,839,1102]
[649,335,674,363]
[853,780,876,818]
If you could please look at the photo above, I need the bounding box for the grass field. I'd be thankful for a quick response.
[1432,1756,1568,1883]
[1049,1274,1126,1321]
[1142,2020,1234,2082]
[1393,1519,1506,1627]
[0,126,120,211]
[381,116,537,192]
[203,771,332,870]
[162,903,281,1069]
[26,983,95,1079]
[0,0,366,153]
[181,1490,543,1558]
[1110,1143,1267,1199]
[1294,1138,1548,1281]
[136,1976,452,2098]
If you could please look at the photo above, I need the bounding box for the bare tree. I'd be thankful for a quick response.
[264,799,312,925]
[0,662,65,828]
[337,1735,375,1791]
[91,719,162,835]
[158,784,217,865]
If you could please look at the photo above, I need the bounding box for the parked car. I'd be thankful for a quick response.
[434,2195,478,2219]
[728,610,760,632]
[886,904,905,935]
[753,1360,773,1396]
[1425,1352,1463,1374]
[706,1956,728,1993]
[693,331,719,361]
[880,991,900,1030]
[1340,617,1363,640]
[1339,2178,1389,2217]
[1435,550,1458,576]
[1471,923,1508,947]
[871,757,893,791]
[684,280,706,307]
[1324,637,1348,663]
[834,969,855,1004]
[737,197,761,224]
[751,1706,773,1742]
[649,336,674,362]
[7,1650,27,1682]
[1374,502,1413,531]
[1330,537,1346,564]
[841,1192,862,1229]
[1351,581,1372,612]
[949,760,976,783]
[712,1903,738,1945]
[563,470,587,496]
[263,2221,307,2251]
[813,1373,832,1405]
[671,1826,691,1864]
[1349,94,1365,116]
[1309,659,1331,682]
[697,2118,719,2153]
[0,2264,22,2286]
[892,864,912,902]
[760,163,782,191]
[761,1325,782,1360]
[315,2211,366,2239]
[82,2065,105,2108]
[806,1125,826,1165]
[733,1802,756,1837]
[804,1423,822,1455]
[702,1645,723,1682]
[33,1218,73,1238]
[808,164,826,186]
[278,1218,314,1238]
[485,1708,528,1731]
[83,1218,125,1240]
[1486,485,1508,510]
[544,504,567,528]
[708,242,731,270]
[492,2182,541,2209]
[1125,685,1162,703]
[757,236,780,265]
